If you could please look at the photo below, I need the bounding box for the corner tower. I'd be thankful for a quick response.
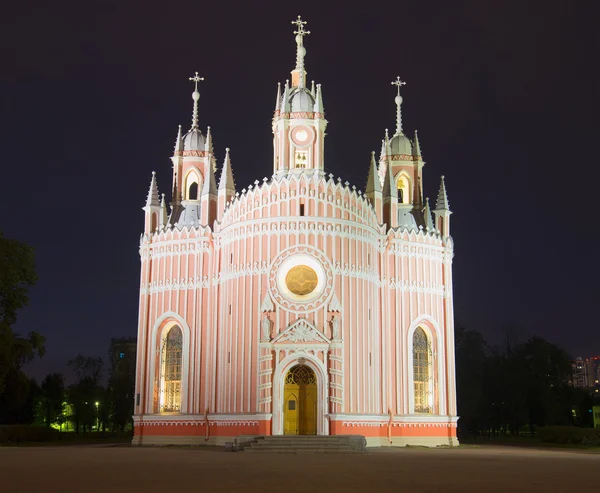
[272,16,327,176]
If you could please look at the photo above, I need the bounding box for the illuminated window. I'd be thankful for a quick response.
[160,326,183,412]
[184,170,201,200]
[119,352,125,359]
[413,327,433,414]
[295,150,308,168]
[397,175,410,204]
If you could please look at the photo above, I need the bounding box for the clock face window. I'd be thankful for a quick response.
[295,129,308,142]
[285,265,318,296]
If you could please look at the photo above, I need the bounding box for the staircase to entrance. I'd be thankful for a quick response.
[240,435,367,454]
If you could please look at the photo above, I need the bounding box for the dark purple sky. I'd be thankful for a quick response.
[3,0,599,382]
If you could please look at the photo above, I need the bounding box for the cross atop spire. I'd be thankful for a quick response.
[391,76,407,135]
[291,16,310,88]
[188,72,204,129]
[292,15,310,39]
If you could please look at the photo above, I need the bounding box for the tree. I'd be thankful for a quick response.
[107,339,136,432]
[0,232,45,424]
[67,355,104,433]
[455,327,487,437]
[39,373,65,428]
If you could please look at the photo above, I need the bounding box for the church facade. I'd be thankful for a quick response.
[133,17,458,447]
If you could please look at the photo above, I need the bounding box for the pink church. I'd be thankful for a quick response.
[133,17,458,447]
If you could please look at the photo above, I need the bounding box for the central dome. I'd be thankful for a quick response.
[289,88,315,112]
[183,128,205,151]
[390,133,413,156]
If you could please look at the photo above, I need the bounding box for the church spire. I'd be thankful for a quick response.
[433,176,452,236]
[314,83,324,113]
[391,76,406,135]
[291,15,310,88]
[274,82,281,115]
[413,129,422,157]
[424,197,435,231]
[366,151,381,195]
[188,72,204,130]
[173,125,183,155]
[146,171,160,207]
[435,175,450,211]
[218,148,236,192]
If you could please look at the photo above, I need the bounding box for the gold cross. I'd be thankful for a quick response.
[189,72,204,92]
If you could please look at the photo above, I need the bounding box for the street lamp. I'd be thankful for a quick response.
[95,402,99,431]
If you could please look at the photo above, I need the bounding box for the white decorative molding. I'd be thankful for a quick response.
[388,279,446,296]
[273,318,330,345]
[268,245,335,314]
[328,292,342,312]
[260,292,275,312]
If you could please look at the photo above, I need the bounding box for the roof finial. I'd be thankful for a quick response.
[391,76,407,135]
[188,71,204,129]
[291,15,310,88]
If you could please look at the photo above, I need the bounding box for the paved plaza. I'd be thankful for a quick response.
[1,445,599,492]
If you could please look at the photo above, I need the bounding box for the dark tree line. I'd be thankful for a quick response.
[455,326,595,439]
[0,231,134,433]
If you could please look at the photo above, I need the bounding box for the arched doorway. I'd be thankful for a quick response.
[283,365,317,435]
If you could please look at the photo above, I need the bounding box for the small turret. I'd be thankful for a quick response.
[143,172,162,234]
[173,125,183,155]
[201,133,218,226]
[433,176,452,236]
[314,83,324,114]
[382,154,398,229]
[274,82,281,117]
[366,151,382,222]
[282,80,291,113]
[424,197,434,232]
[159,193,168,226]
[218,148,236,218]
[413,129,422,157]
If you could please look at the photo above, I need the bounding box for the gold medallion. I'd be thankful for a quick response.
[285,265,318,296]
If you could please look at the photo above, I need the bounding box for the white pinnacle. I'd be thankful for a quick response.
[188,72,204,129]
[291,15,310,88]
[391,76,406,135]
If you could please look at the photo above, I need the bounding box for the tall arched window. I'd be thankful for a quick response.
[413,327,433,414]
[160,326,183,412]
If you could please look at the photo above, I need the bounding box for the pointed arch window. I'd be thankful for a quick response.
[397,175,410,204]
[413,327,433,414]
[160,326,183,412]
[184,170,201,200]
[188,182,198,200]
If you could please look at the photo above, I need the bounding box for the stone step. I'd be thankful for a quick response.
[250,443,354,449]
[245,447,360,454]
[241,434,367,454]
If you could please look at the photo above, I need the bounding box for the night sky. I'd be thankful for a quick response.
[3,1,599,382]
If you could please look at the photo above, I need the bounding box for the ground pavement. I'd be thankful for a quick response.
[1,444,599,492]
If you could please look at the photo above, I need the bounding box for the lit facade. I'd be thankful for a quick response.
[133,17,458,447]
